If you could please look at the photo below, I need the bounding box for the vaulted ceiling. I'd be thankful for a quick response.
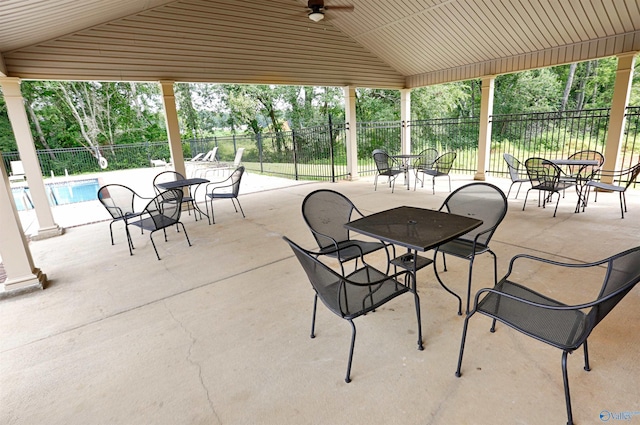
[1,0,639,89]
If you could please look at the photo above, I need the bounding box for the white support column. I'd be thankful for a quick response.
[1,77,62,239]
[159,81,186,177]
[602,53,637,182]
[401,89,411,154]
[0,156,47,295]
[475,76,496,181]
[344,86,358,180]
[0,53,7,77]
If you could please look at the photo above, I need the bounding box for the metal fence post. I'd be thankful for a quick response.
[292,129,299,180]
[329,114,335,183]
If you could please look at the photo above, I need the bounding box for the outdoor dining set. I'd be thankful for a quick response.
[284,171,640,424]
[96,149,247,260]
[373,146,640,219]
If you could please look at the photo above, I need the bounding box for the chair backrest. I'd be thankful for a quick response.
[153,171,187,193]
[190,152,205,162]
[587,246,640,330]
[503,153,525,182]
[372,149,395,173]
[433,152,456,174]
[414,148,439,169]
[284,236,344,315]
[97,184,137,219]
[567,150,604,176]
[232,148,245,167]
[144,188,184,230]
[618,162,640,190]
[229,166,245,196]
[438,182,508,247]
[302,189,359,250]
[283,237,389,317]
[201,147,218,162]
[524,157,562,190]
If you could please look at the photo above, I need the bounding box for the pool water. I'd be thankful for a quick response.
[12,179,100,211]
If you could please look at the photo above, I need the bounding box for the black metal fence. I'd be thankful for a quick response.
[489,108,611,178]
[410,117,481,173]
[2,107,639,182]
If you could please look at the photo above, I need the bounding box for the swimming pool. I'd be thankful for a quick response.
[12,179,100,211]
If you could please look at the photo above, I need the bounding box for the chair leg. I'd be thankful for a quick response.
[125,224,135,255]
[149,230,161,261]
[455,312,474,377]
[562,350,574,425]
[234,198,246,218]
[209,198,216,224]
[109,221,116,245]
[345,319,357,383]
[522,189,531,211]
[620,192,626,218]
[506,182,514,199]
[432,250,463,315]
[310,294,318,338]
[553,193,561,217]
[413,285,424,350]
[515,182,523,199]
[374,174,378,191]
[177,222,192,247]
[464,256,475,314]
[583,340,591,371]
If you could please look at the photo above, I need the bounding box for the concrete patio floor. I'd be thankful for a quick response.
[2,171,639,424]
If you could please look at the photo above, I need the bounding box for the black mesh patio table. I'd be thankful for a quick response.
[345,206,482,349]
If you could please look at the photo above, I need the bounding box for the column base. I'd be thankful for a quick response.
[473,172,486,181]
[30,225,64,241]
[1,268,47,299]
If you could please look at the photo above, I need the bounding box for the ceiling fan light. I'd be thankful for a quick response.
[308,11,324,22]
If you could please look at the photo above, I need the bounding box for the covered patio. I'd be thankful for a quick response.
[1,1,640,423]
[1,173,639,424]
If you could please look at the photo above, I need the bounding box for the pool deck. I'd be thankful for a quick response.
[15,167,315,233]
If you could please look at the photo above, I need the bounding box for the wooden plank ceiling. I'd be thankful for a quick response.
[0,0,639,88]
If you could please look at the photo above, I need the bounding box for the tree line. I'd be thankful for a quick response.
[1,57,638,158]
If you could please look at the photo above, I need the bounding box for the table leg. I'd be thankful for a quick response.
[409,250,424,350]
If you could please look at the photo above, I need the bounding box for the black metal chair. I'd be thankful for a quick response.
[412,148,439,190]
[301,189,392,275]
[455,246,640,425]
[372,149,403,193]
[127,188,192,260]
[432,182,508,315]
[523,157,574,217]
[503,153,529,199]
[414,151,456,194]
[562,150,605,183]
[584,162,640,218]
[97,184,151,255]
[153,170,198,220]
[201,166,245,224]
[283,236,422,383]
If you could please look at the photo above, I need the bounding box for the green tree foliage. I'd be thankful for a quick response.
[355,88,399,121]
[412,81,479,119]
[13,81,166,156]
[1,57,639,157]
[494,68,562,115]
[0,94,17,152]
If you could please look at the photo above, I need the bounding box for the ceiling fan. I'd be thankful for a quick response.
[305,0,354,22]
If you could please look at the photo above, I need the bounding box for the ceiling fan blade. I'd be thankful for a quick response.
[323,5,354,11]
